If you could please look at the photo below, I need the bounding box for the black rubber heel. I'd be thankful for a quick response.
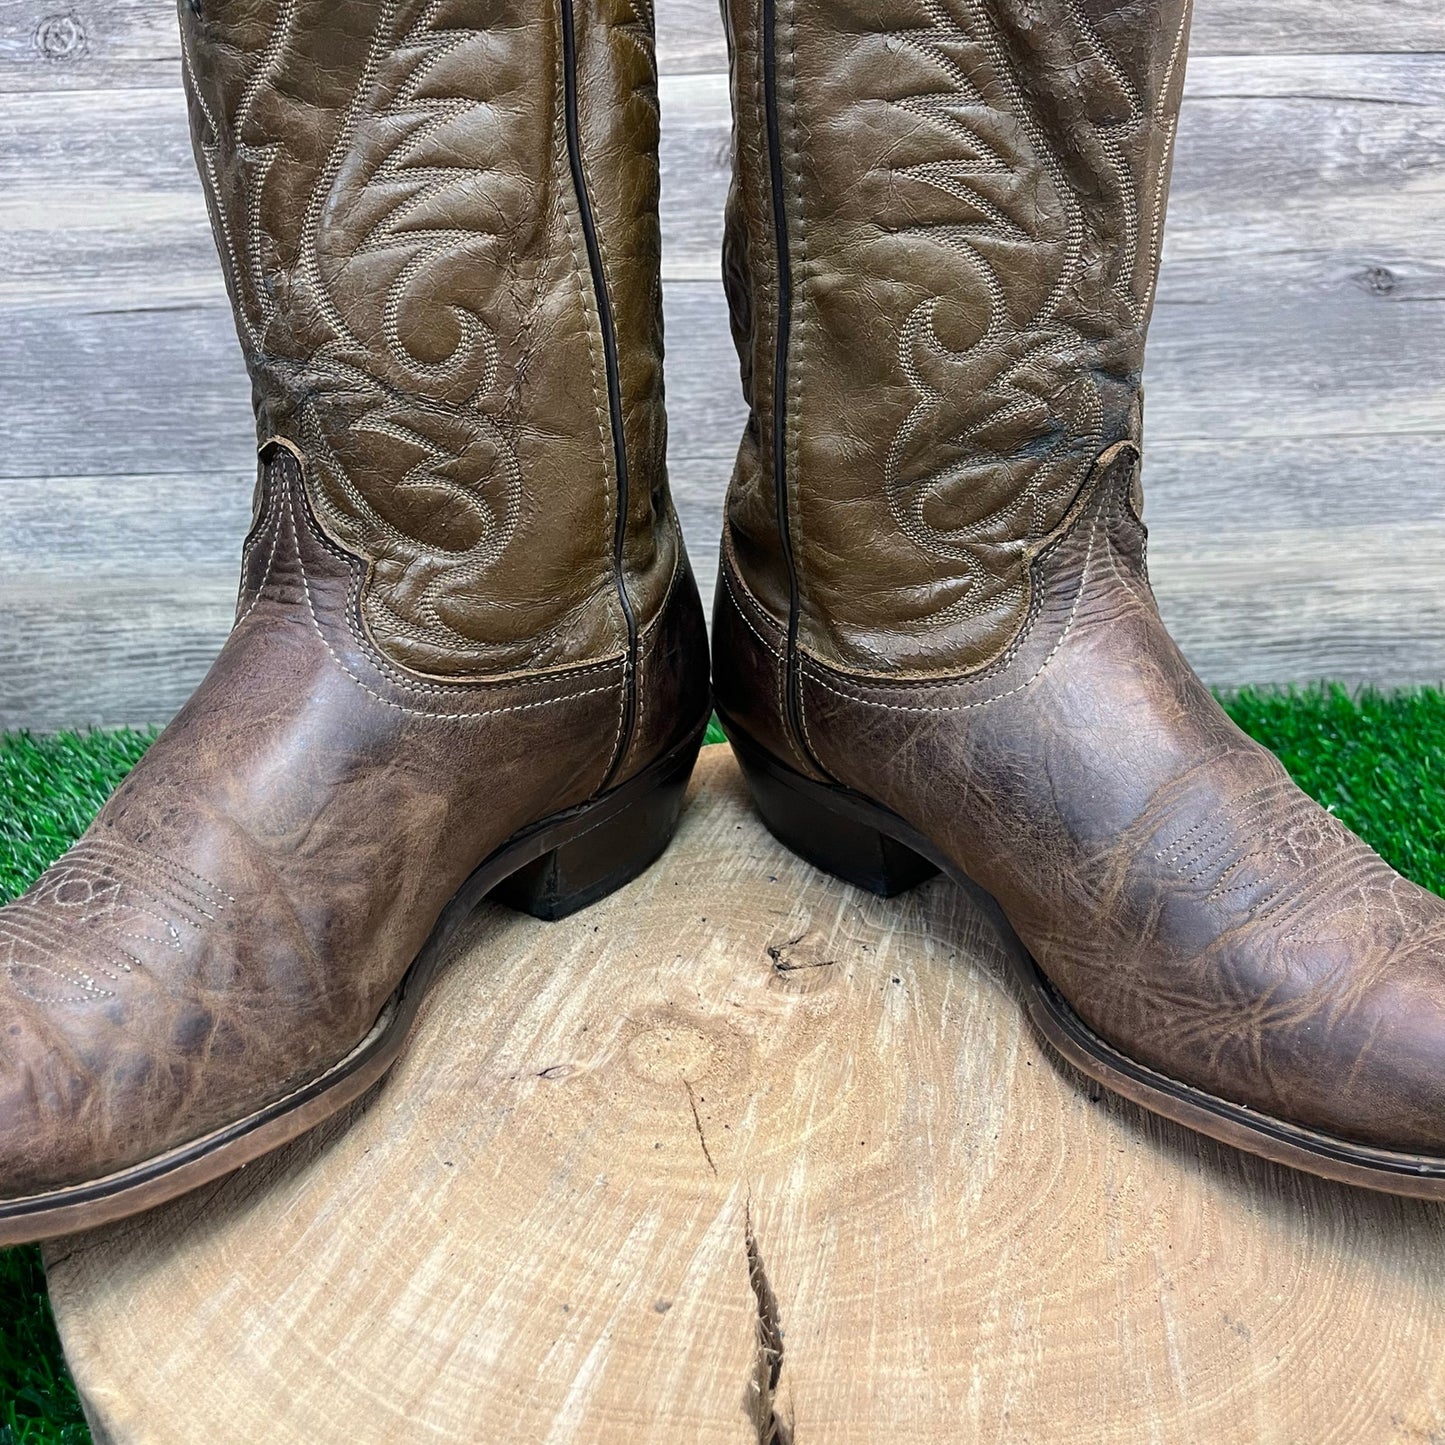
[725,724,938,898]
[495,747,695,922]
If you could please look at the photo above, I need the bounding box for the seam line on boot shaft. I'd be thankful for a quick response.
[722,440,1137,710]
[760,0,821,777]
[560,0,641,787]
[243,450,697,720]
[730,0,1192,686]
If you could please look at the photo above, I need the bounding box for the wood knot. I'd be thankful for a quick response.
[1355,264,1398,298]
[623,1014,732,1086]
[34,11,88,63]
[766,932,835,994]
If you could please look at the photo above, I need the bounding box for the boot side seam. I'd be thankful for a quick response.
[720,558,819,777]
[759,0,818,776]
[560,0,642,787]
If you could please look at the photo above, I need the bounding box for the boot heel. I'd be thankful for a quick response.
[495,752,694,922]
[726,725,938,898]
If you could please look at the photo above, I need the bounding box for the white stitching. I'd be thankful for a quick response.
[286,486,618,722]
[275,453,629,697]
[235,478,285,629]
[722,569,783,661]
[800,505,1099,715]
[721,565,815,773]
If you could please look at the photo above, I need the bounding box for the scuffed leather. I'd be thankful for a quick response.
[722,0,1189,676]
[180,0,677,676]
[0,457,702,1196]
[716,0,1445,1157]
[0,1,708,1200]
[721,451,1445,1154]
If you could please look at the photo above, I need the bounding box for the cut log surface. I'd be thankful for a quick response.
[44,748,1445,1445]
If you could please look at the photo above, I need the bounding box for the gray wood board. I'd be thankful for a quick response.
[8,56,1445,298]
[3,36,1445,722]
[3,0,1444,97]
[5,441,1443,728]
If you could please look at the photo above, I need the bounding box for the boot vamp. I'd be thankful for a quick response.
[1018,750,1445,1158]
[0,511,623,1200]
[801,472,1445,1157]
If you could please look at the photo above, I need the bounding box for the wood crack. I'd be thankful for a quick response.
[744,1203,792,1445]
[684,1078,718,1176]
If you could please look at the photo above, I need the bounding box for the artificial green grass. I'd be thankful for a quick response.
[0,1249,88,1445]
[0,728,154,1445]
[0,730,158,908]
[0,689,1442,1439]
[1226,685,1445,898]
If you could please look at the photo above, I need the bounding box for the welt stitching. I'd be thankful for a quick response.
[286,486,617,722]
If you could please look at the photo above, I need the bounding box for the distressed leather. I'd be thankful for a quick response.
[0,0,707,1200]
[716,0,1445,1156]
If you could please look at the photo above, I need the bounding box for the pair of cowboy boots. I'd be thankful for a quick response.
[3,0,1444,1248]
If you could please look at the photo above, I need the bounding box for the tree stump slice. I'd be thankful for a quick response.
[43,746,1445,1443]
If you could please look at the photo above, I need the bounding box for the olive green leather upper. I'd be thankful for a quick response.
[722,0,1190,677]
[181,0,677,678]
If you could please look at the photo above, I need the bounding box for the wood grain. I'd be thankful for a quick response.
[43,748,1445,1444]
[3,9,1445,725]
[3,0,1442,97]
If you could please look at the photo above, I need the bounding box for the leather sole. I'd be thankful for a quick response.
[0,721,707,1246]
[722,716,1445,1202]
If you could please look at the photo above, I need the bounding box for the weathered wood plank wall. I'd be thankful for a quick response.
[1,1,1443,728]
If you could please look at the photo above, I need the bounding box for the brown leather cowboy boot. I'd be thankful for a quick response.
[713,0,1445,1197]
[0,0,709,1244]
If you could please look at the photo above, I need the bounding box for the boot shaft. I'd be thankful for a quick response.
[179,0,676,680]
[720,0,1192,679]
